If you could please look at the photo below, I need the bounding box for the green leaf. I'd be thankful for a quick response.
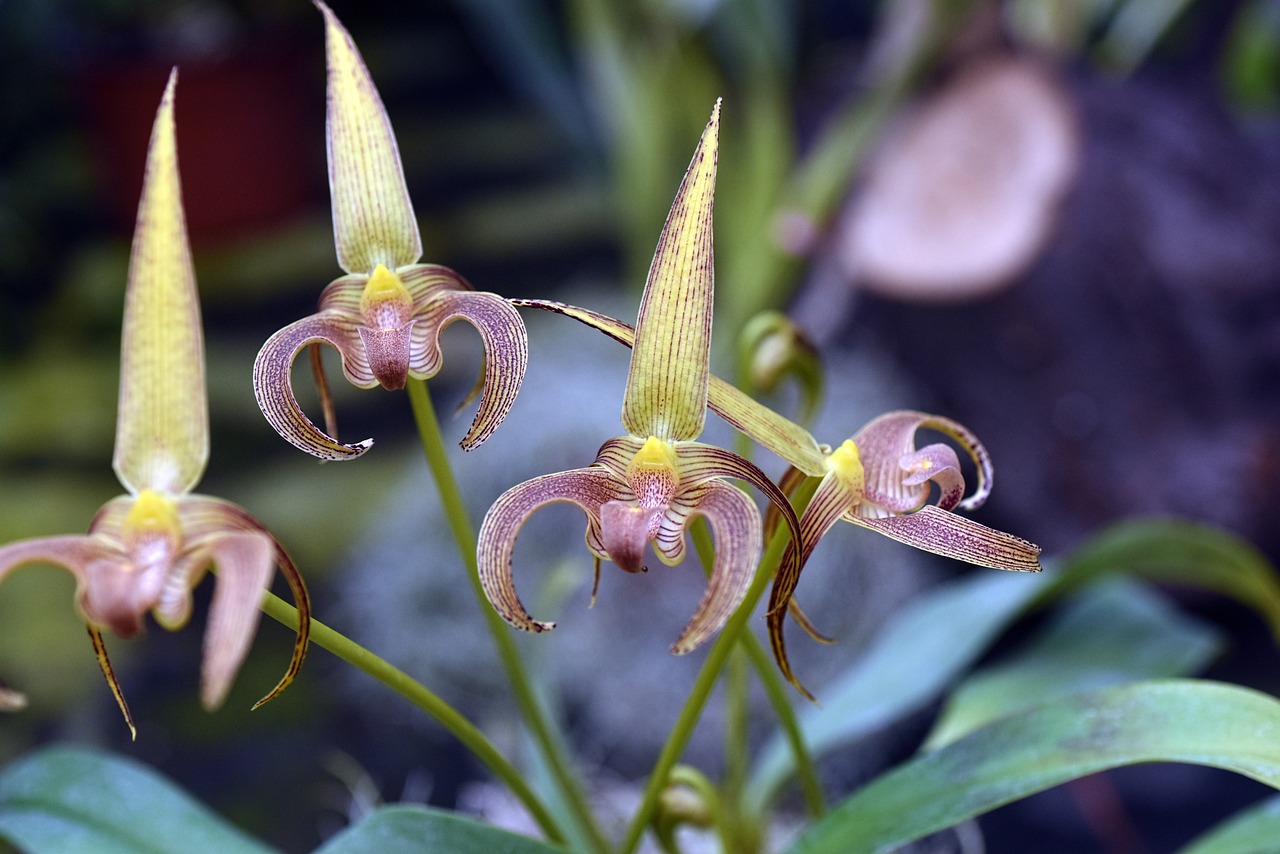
[788,680,1280,854]
[746,569,1053,809]
[1042,518,1280,639]
[926,579,1224,749]
[314,805,564,854]
[0,746,276,854]
[1180,792,1280,854]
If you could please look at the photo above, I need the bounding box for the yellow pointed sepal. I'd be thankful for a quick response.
[622,99,720,443]
[317,0,422,275]
[112,68,208,497]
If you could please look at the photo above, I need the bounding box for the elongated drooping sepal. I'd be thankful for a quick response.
[113,68,208,496]
[317,0,421,275]
[622,100,720,443]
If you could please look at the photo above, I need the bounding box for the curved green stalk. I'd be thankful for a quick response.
[691,519,825,822]
[619,526,792,854]
[258,592,567,846]
[406,379,609,853]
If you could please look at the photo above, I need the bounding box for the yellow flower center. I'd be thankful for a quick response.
[826,439,865,492]
[626,436,680,507]
[630,436,678,471]
[123,489,181,537]
[359,264,414,327]
[122,490,183,567]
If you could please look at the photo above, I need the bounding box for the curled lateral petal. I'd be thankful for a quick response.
[900,443,965,511]
[766,473,860,699]
[849,505,1042,572]
[854,411,992,512]
[195,530,274,710]
[317,0,421,274]
[623,101,720,443]
[179,496,312,710]
[253,314,375,460]
[0,535,144,635]
[670,481,760,654]
[675,442,805,592]
[478,468,629,633]
[405,270,529,450]
[511,299,828,474]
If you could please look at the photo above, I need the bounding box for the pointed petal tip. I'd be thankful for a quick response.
[319,0,421,274]
[622,98,721,441]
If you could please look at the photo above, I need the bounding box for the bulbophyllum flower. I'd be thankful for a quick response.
[506,313,1040,697]
[479,101,802,654]
[253,1,527,461]
[0,72,309,736]
[765,411,1042,696]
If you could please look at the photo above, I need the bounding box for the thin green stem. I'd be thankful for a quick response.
[406,379,610,853]
[691,519,825,822]
[618,526,791,854]
[259,592,567,846]
[739,629,825,817]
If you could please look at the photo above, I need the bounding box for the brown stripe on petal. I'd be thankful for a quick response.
[622,100,720,442]
[670,480,760,654]
[766,473,857,700]
[317,1,421,274]
[253,314,375,460]
[477,468,631,633]
[408,288,528,450]
[851,505,1042,572]
[511,299,829,474]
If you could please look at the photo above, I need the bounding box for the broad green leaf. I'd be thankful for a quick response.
[749,518,1280,810]
[314,805,563,854]
[926,579,1223,749]
[789,680,1280,854]
[1180,792,1280,854]
[113,69,208,496]
[746,569,1053,809]
[0,746,276,854]
[1041,518,1280,639]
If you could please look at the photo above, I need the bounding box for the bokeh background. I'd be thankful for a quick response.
[2,1,1279,851]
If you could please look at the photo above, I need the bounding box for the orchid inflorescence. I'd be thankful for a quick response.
[0,0,1039,735]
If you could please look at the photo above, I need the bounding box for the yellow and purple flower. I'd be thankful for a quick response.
[253,1,527,461]
[478,102,803,654]
[0,72,309,735]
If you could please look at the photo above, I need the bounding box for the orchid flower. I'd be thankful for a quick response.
[0,71,310,736]
[478,101,802,654]
[253,1,527,461]
[508,315,1040,698]
[763,411,1042,696]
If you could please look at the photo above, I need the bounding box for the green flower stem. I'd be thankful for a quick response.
[690,520,825,821]
[406,379,609,854]
[619,525,793,854]
[739,622,825,817]
[258,592,567,846]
